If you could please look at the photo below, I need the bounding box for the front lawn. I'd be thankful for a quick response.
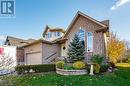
[0,70,130,86]
[115,63,130,67]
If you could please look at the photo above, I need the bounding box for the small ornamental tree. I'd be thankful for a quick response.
[0,53,14,70]
[107,32,126,63]
[68,34,85,62]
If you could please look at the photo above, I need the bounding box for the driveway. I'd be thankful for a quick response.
[0,70,14,75]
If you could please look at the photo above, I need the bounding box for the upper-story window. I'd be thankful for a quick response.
[77,29,85,47]
[54,32,61,37]
[47,32,52,38]
[57,32,60,36]
[87,32,93,52]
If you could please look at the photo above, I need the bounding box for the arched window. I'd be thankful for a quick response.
[87,32,93,52]
[77,29,85,47]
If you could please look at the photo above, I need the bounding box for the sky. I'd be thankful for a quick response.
[0,0,130,43]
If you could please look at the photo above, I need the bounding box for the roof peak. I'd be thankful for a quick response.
[63,11,108,37]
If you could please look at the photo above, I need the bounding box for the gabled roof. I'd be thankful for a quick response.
[100,20,109,26]
[5,36,24,46]
[42,25,49,37]
[5,36,35,47]
[63,11,108,37]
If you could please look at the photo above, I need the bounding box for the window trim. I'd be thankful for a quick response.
[54,32,57,37]
[47,32,52,38]
[87,32,93,52]
[76,27,85,49]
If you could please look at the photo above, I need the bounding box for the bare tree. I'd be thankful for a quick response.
[0,53,14,70]
[124,41,130,59]
[124,41,130,49]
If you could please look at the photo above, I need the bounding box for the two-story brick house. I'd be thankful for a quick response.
[6,11,109,65]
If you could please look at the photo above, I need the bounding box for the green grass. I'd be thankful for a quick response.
[0,70,130,86]
[115,63,130,67]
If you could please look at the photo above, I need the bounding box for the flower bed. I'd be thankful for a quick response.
[56,68,87,75]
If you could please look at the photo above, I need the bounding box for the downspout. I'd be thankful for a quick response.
[104,33,108,57]
[42,43,44,64]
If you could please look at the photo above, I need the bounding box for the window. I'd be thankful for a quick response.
[57,32,60,36]
[54,32,57,36]
[55,32,61,37]
[87,32,93,52]
[47,32,52,38]
[78,29,85,47]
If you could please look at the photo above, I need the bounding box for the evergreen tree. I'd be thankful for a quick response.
[68,34,85,62]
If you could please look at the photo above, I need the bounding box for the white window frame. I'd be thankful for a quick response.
[54,32,57,37]
[87,32,93,52]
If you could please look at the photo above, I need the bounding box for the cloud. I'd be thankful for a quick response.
[0,36,6,45]
[0,36,6,41]
[111,0,130,10]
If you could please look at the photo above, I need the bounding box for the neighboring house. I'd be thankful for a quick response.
[4,36,35,65]
[20,11,109,65]
[4,36,35,47]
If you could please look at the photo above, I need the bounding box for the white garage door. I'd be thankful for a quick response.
[26,52,42,65]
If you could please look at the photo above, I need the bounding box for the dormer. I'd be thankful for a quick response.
[42,26,65,41]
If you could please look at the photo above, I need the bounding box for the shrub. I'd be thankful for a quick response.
[91,54,105,65]
[15,64,55,74]
[56,61,65,69]
[109,62,116,68]
[73,61,86,69]
[15,65,25,74]
[100,64,109,72]
[94,63,100,73]
[31,64,55,72]
[63,65,74,70]
[15,65,31,74]
[24,65,31,73]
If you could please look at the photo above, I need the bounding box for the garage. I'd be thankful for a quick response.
[26,52,42,65]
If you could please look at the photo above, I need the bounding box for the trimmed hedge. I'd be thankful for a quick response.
[15,64,56,74]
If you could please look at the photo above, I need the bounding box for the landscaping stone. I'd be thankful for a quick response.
[56,68,87,75]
